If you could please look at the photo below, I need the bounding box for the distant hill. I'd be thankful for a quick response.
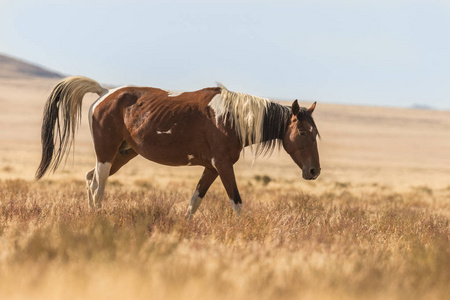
[0,53,63,79]
[411,104,434,110]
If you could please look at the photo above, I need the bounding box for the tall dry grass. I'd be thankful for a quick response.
[0,179,449,300]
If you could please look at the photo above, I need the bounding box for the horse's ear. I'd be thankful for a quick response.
[292,100,300,116]
[307,101,317,115]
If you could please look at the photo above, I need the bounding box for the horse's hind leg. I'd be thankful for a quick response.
[109,146,138,176]
[86,169,95,208]
[86,144,137,209]
[186,167,218,219]
[88,117,124,208]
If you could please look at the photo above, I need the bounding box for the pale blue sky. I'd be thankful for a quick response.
[1,0,449,109]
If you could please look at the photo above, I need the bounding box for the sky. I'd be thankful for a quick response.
[1,0,449,110]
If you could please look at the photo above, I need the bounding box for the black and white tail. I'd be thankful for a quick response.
[35,76,106,179]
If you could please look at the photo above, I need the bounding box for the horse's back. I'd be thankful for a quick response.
[121,86,221,128]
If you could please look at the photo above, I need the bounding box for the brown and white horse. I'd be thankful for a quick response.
[36,76,320,218]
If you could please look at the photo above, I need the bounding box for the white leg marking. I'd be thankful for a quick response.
[85,169,95,209]
[186,189,202,220]
[90,162,112,209]
[230,199,241,216]
[207,94,225,126]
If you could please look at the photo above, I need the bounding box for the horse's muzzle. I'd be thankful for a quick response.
[302,167,321,180]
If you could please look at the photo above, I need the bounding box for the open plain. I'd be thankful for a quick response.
[0,73,449,299]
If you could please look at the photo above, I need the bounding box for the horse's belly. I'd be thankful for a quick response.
[141,149,191,166]
[125,111,213,167]
[133,135,209,167]
[141,150,205,167]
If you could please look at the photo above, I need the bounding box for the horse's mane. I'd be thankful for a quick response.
[217,84,291,158]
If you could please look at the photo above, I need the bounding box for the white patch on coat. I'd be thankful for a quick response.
[207,94,225,125]
[156,123,177,135]
[166,90,183,97]
[211,158,217,170]
[156,129,172,135]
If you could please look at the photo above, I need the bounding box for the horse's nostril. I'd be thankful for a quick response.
[310,168,316,176]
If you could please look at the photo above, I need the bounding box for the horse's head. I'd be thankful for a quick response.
[283,100,321,180]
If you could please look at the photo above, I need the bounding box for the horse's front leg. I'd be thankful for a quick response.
[186,167,218,219]
[214,162,242,215]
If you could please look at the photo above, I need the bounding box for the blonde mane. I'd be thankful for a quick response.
[218,84,276,156]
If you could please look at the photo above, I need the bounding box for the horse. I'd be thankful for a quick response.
[35,76,321,218]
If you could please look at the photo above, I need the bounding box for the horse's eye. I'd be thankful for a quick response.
[300,131,306,136]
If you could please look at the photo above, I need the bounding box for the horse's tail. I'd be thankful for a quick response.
[35,76,106,180]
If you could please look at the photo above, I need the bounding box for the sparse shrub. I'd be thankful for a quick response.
[335,181,351,188]
[253,174,272,186]
[2,178,30,194]
[413,185,433,196]
[1,165,13,172]
[108,179,123,187]
[134,179,154,189]
[261,175,272,186]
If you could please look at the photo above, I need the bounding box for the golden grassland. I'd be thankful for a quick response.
[0,77,449,299]
[0,179,449,300]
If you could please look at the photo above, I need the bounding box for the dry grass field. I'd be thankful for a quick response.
[0,74,449,299]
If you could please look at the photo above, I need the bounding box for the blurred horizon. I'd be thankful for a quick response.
[1,0,449,110]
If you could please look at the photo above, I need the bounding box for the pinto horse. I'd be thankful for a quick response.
[36,76,320,217]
